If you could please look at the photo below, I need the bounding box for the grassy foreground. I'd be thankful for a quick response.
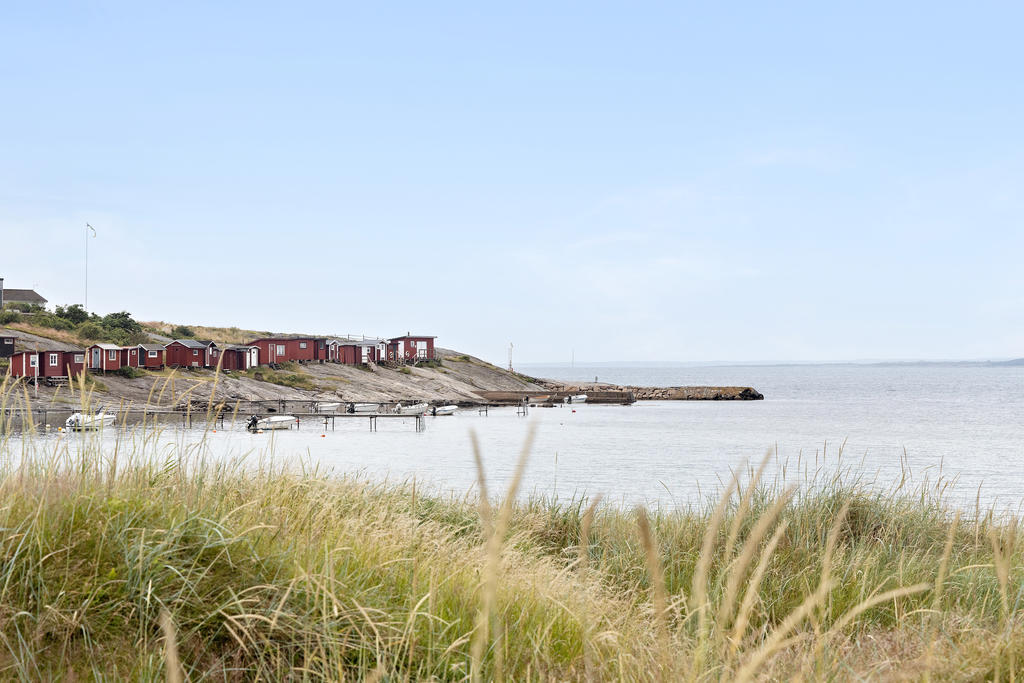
[1,393,1023,679]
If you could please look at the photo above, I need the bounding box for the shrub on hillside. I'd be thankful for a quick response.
[114,366,145,379]
[75,322,104,341]
[171,325,195,338]
[0,311,20,325]
[28,312,74,331]
[55,304,91,325]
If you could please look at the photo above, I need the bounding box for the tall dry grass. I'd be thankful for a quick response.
[0,377,1022,679]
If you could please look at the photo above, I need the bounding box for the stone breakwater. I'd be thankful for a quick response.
[536,380,763,401]
[629,385,764,401]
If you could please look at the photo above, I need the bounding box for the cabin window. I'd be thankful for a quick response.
[148,350,158,358]
[299,342,307,349]
[74,354,84,363]
[276,344,286,355]
[3,338,12,344]
[49,353,59,366]
[193,350,199,356]
[108,350,117,360]
[29,356,37,367]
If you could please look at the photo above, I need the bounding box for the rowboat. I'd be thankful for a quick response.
[247,415,298,431]
[565,394,588,404]
[394,402,428,415]
[432,405,458,416]
[348,403,381,414]
[65,412,116,431]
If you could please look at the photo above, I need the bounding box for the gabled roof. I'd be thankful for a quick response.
[247,335,325,343]
[169,339,208,349]
[139,344,165,351]
[342,339,383,347]
[1,289,47,305]
[224,344,258,351]
[90,343,121,350]
[390,334,436,340]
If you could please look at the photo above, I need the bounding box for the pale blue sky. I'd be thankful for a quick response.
[2,2,1022,363]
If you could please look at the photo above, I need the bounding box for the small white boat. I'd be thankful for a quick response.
[565,394,588,404]
[313,402,341,413]
[349,402,381,414]
[394,402,428,415]
[432,405,458,416]
[65,412,116,431]
[247,415,298,431]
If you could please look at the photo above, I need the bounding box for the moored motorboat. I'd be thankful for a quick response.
[394,402,428,415]
[313,401,341,413]
[565,394,588,404]
[432,405,458,416]
[348,402,381,413]
[247,415,298,431]
[65,412,116,431]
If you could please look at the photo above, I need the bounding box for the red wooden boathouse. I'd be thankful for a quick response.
[247,337,326,365]
[87,343,125,372]
[138,344,165,369]
[220,345,259,371]
[10,349,87,379]
[164,339,219,368]
[385,335,436,363]
[339,340,383,365]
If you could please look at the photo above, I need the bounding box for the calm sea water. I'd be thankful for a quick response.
[35,364,1024,510]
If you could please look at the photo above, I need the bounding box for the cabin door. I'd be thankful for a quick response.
[92,348,101,368]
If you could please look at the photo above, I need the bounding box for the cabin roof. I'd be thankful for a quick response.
[138,344,165,351]
[248,336,325,343]
[90,343,121,350]
[170,339,208,349]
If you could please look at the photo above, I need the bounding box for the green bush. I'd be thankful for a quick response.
[113,366,145,379]
[28,312,74,331]
[0,311,20,325]
[55,304,91,325]
[171,325,195,338]
[399,367,412,375]
[76,322,104,341]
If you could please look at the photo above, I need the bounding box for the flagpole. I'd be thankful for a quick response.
[85,224,95,310]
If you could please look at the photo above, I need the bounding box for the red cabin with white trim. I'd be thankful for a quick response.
[138,344,166,369]
[339,340,383,365]
[247,337,326,365]
[121,346,141,368]
[12,349,87,379]
[221,345,259,371]
[88,344,125,372]
[8,351,39,378]
[385,335,436,362]
[164,339,218,368]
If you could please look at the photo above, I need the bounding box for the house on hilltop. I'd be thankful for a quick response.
[0,278,46,309]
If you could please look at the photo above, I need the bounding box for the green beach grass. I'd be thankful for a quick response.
[0,376,1022,680]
